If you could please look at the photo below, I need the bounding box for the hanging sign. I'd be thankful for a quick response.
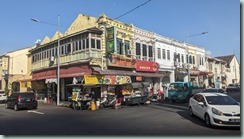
[84,75,102,85]
[106,26,116,54]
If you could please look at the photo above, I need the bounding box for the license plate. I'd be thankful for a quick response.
[26,99,31,101]
[229,119,240,122]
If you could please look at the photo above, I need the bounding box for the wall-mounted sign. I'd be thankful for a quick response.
[106,26,116,54]
[136,60,158,72]
[176,67,187,73]
[136,76,142,81]
[103,75,131,85]
[107,54,136,68]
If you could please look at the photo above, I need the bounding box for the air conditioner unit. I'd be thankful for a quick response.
[127,50,132,55]
[50,56,55,62]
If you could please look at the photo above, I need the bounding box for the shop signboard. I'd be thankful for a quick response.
[136,76,142,81]
[84,75,102,85]
[136,60,158,72]
[107,54,136,68]
[106,26,116,54]
[103,75,131,85]
[190,69,200,75]
[176,67,187,73]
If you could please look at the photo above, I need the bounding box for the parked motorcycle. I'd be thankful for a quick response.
[99,94,116,108]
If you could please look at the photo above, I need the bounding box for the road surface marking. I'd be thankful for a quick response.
[27,110,45,115]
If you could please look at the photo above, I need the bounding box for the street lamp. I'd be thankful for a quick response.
[31,15,61,106]
[185,31,208,83]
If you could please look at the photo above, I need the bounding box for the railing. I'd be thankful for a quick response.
[32,51,102,71]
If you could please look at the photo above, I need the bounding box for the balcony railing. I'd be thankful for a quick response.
[31,50,102,71]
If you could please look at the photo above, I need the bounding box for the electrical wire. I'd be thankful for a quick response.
[115,0,152,20]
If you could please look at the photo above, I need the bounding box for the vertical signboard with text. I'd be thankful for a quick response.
[106,26,116,54]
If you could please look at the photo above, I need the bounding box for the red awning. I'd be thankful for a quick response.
[32,64,92,80]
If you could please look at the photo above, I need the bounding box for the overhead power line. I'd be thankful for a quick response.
[115,0,152,20]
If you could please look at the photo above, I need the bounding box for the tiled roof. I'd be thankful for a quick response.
[215,55,234,65]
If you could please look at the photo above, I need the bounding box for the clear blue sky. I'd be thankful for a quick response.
[0,0,241,62]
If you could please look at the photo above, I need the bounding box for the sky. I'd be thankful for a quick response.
[0,0,241,62]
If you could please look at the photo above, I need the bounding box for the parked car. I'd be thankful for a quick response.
[0,90,7,103]
[202,88,227,94]
[189,92,240,127]
[226,84,240,92]
[5,92,38,111]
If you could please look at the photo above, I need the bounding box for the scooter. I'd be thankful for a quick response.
[99,95,116,108]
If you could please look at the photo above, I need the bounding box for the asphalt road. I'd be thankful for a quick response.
[0,92,241,136]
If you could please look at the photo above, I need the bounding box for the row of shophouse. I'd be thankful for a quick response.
[0,13,240,101]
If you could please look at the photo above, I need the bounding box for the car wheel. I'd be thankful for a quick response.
[205,114,212,127]
[14,104,19,111]
[189,107,194,117]
[5,103,9,109]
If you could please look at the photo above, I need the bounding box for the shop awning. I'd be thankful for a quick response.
[32,64,92,80]
[92,67,162,77]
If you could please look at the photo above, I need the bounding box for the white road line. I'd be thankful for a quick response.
[27,110,45,115]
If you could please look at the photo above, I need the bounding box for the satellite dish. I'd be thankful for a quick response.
[35,39,41,46]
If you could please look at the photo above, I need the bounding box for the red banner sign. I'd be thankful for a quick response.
[136,60,158,72]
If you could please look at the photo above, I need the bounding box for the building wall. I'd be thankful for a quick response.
[0,47,31,92]
[133,26,155,61]
[225,56,240,85]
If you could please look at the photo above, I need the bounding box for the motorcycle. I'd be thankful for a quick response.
[99,94,117,108]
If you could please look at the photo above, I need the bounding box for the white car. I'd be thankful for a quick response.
[0,90,7,103]
[189,92,240,127]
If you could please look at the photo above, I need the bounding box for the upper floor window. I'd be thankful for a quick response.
[91,39,96,49]
[124,40,130,55]
[178,53,180,62]
[193,56,195,64]
[162,49,166,59]
[142,44,147,56]
[97,40,101,49]
[181,54,184,63]
[189,55,192,64]
[157,48,161,59]
[148,46,153,58]
[116,38,123,55]
[136,43,141,56]
[167,50,170,60]
[186,55,188,63]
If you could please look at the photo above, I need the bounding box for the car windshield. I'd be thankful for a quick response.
[205,96,239,105]
[168,83,184,92]
[202,89,217,93]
